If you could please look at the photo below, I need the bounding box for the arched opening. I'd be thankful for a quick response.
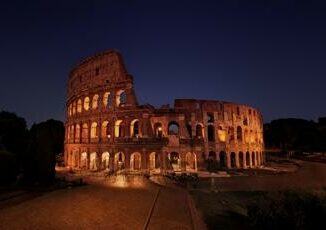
[256,151,260,166]
[149,152,159,170]
[77,99,82,113]
[90,152,97,170]
[239,152,244,168]
[114,152,125,171]
[208,151,216,160]
[230,152,236,168]
[103,92,111,107]
[130,119,140,137]
[218,126,226,142]
[185,152,197,171]
[246,152,250,167]
[168,152,181,171]
[168,121,179,135]
[237,126,242,142]
[196,124,204,138]
[219,151,226,169]
[116,90,127,106]
[80,152,87,169]
[154,123,163,137]
[75,124,80,143]
[72,101,76,115]
[101,121,110,139]
[207,125,215,141]
[252,152,256,167]
[92,94,99,109]
[90,122,98,139]
[84,97,90,111]
[114,120,123,137]
[207,112,214,123]
[70,125,74,142]
[82,123,88,143]
[101,152,110,170]
[130,152,142,171]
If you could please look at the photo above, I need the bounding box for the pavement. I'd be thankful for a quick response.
[0,177,199,230]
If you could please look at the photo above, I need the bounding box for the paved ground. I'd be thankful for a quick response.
[0,178,195,230]
[196,160,326,191]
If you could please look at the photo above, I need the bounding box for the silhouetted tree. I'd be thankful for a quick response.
[264,118,325,152]
[26,119,64,184]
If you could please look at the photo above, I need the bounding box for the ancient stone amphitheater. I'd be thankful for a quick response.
[64,49,264,173]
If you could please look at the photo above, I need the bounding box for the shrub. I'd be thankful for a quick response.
[247,190,326,229]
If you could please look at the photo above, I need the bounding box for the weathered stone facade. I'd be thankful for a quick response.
[64,49,264,173]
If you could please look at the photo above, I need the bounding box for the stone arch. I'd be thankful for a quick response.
[72,101,76,115]
[116,90,127,106]
[230,152,236,168]
[92,94,99,109]
[130,152,142,171]
[185,152,197,171]
[252,152,256,167]
[196,123,204,138]
[101,121,110,139]
[217,126,226,142]
[256,151,260,166]
[168,152,181,171]
[103,92,111,107]
[90,122,98,139]
[219,151,226,169]
[80,152,88,169]
[130,119,140,137]
[114,120,123,137]
[114,152,125,171]
[84,97,90,111]
[77,99,82,113]
[154,122,163,137]
[168,121,179,135]
[239,152,244,168]
[90,152,97,170]
[246,151,250,168]
[101,152,110,170]
[149,152,160,170]
[207,125,215,141]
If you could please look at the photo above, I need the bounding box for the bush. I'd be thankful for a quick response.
[0,150,19,185]
[247,190,326,229]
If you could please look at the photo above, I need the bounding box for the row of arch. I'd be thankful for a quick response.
[207,151,264,169]
[66,119,141,142]
[66,150,264,171]
[66,119,263,145]
[67,90,127,117]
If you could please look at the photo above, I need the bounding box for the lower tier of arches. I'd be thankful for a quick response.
[65,148,265,172]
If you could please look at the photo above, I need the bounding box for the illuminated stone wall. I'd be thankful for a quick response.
[64,49,264,173]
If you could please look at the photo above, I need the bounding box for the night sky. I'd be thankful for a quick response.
[1,0,326,126]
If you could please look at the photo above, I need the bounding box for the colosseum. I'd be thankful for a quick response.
[64,49,264,174]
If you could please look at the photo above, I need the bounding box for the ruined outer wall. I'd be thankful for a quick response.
[64,49,264,172]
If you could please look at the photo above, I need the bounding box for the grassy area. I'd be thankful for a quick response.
[191,188,326,230]
[190,190,263,229]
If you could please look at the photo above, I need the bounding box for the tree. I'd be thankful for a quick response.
[26,119,64,184]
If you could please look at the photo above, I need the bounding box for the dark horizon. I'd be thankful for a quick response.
[1,0,326,126]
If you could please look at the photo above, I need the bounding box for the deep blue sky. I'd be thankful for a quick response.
[0,0,325,126]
